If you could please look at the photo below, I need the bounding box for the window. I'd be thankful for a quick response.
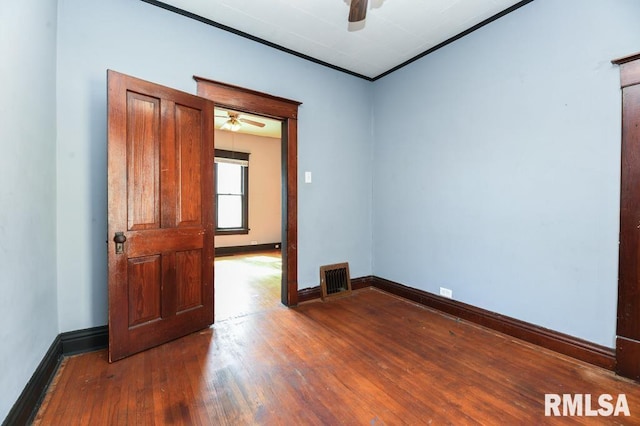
[215,149,249,234]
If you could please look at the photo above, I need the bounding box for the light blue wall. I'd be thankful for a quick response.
[372,0,640,348]
[0,0,59,420]
[56,0,373,331]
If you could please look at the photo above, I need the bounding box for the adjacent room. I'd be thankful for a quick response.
[213,108,284,321]
[2,0,640,423]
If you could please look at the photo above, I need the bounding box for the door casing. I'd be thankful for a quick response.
[613,53,640,380]
[194,76,302,306]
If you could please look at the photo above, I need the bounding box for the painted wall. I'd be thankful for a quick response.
[372,0,640,348]
[55,0,373,331]
[214,131,282,248]
[0,0,59,420]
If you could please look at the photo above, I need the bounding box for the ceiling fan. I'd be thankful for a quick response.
[216,111,265,132]
[349,0,368,22]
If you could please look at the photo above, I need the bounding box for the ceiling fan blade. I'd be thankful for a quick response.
[239,118,265,128]
[349,0,368,22]
[215,114,229,118]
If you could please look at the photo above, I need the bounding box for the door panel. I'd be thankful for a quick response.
[108,70,215,362]
[176,250,203,312]
[127,256,162,327]
[176,105,203,226]
[126,92,160,231]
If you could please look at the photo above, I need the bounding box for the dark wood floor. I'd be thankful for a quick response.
[35,287,640,424]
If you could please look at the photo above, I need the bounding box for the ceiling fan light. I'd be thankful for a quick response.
[230,118,242,132]
[221,117,242,132]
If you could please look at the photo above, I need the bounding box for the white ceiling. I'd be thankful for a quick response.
[148,0,528,80]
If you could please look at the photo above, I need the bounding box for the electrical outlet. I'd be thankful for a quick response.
[439,287,453,299]
[251,240,258,245]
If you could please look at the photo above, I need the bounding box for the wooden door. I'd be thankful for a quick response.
[107,70,215,362]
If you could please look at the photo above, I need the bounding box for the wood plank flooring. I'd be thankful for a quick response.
[35,289,640,425]
[213,251,282,322]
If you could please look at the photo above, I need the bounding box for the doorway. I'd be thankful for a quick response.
[213,107,284,320]
[194,76,302,308]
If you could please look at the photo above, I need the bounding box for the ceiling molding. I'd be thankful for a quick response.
[372,0,534,81]
[140,0,373,81]
[141,0,534,82]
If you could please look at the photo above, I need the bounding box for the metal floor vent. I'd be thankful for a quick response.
[320,262,352,301]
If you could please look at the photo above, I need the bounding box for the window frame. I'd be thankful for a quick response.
[214,149,250,235]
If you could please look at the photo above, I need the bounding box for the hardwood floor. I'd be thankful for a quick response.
[35,289,640,425]
[214,251,282,322]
